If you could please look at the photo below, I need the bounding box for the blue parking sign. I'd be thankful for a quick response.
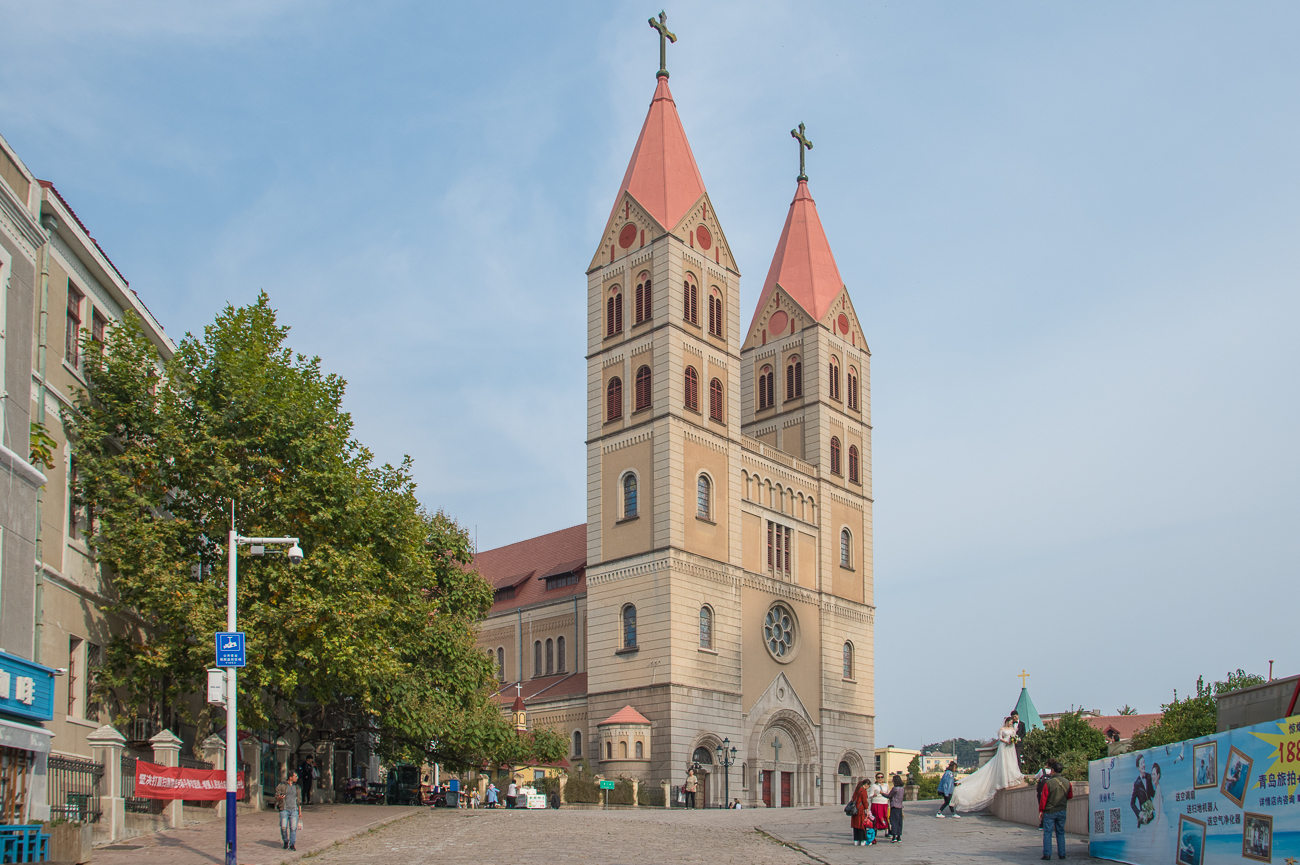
[215,632,246,667]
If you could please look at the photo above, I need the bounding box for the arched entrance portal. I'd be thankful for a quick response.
[691,746,713,808]
[749,709,817,808]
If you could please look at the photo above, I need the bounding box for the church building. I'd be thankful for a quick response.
[474,19,875,807]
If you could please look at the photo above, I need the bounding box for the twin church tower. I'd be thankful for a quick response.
[475,15,874,807]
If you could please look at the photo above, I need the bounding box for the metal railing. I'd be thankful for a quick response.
[178,755,212,770]
[47,755,103,823]
[121,755,161,814]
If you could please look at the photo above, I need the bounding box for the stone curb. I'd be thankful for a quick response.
[269,808,422,865]
[754,826,829,865]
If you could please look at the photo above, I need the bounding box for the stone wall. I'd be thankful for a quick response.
[989,782,1089,835]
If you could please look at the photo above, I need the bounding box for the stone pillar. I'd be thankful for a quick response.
[631,778,639,808]
[241,737,263,811]
[558,775,567,804]
[150,729,183,829]
[275,738,291,782]
[316,740,335,804]
[661,780,670,808]
[201,734,226,819]
[87,725,126,843]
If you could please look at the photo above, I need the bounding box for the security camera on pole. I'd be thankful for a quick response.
[212,501,303,865]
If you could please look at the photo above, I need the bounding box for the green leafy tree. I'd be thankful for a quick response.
[923,738,981,768]
[1128,671,1265,752]
[1020,711,1108,778]
[905,754,921,784]
[67,296,564,768]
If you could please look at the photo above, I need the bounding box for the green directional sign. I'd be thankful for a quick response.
[599,780,616,790]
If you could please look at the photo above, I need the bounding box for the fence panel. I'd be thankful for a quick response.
[47,755,103,823]
[121,755,162,814]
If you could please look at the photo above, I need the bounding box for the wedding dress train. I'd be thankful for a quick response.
[951,725,1025,812]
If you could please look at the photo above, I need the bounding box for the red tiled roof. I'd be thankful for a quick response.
[599,705,651,726]
[749,178,846,333]
[475,524,586,612]
[1083,714,1163,741]
[491,673,588,707]
[608,75,707,231]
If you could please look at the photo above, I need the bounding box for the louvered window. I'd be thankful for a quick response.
[684,366,699,412]
[635,275,651,324]
[848,445,860,483]
[758,366,774,410]
[607,377,622,421]
[767,520,792,577]
[830,437,841,475]
[607,291,623,336]
[708,292,723,337]
[786,357,802,399]
[709,378,724,422]
[829,359,841,401]
[635,365,652,411]
[683,279,698,324]
[847,366,858,410]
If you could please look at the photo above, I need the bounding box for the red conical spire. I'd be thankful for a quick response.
[609,75,707,231]
[749,178,846,331]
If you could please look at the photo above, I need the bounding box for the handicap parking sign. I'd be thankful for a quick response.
[215,632,246,667]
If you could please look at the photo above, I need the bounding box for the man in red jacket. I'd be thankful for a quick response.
[1039,760,1073,860]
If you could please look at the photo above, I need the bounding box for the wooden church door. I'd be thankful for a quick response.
[761,770,772,807]
[780,771,792,807]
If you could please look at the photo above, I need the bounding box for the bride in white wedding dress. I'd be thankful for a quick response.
[951,717,1026,812]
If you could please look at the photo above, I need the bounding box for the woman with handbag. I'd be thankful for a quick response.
[847,779,873,846]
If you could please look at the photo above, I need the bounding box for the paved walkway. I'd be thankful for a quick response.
[229,800,1111,865]
[91,803,422,865]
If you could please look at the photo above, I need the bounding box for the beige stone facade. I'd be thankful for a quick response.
[475,65,875,807]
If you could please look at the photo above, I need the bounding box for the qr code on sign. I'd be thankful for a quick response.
[1110,809,1122,833]
[1094,811,1105,834]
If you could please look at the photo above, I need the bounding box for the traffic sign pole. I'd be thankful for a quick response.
[226,527,237,865]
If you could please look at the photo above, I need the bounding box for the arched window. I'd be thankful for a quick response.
[622,604,637,648]
[848,445,859,483]
[829,358,841,401]
[843,641,854,679]
[709,378,724,422]
[573,730,582,756]
[607,288,623,336]
[606,741,613,760]
[708,288,723,337]
[557,635,566,672]
[699,605,713,649]
[758,365,774,410]
[607,377,622,422]
[635,365,652,411]
[830,436,841,475]
[847,366,858,410]
[635,740,644,758]
[620,741,628,759]
[697,474,711,520]
[623,473,638,519]
[786,356,802,399]
[840,528,852,567]
[683,275,698,324]
[684,366,699,412]
[545,638,554,675]
[635,272,651,324]
[838,760,852,776]
[692,746,713,765]
[496,647,505,681]
[533,640,542,677]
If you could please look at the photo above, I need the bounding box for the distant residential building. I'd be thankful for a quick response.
[1216,674,1299,733]
[874,746,920,779]
[918,753,954,773]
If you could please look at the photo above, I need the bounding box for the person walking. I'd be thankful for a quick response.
[276,770,301,851]
[1039,760,1073,860]
[848,779,874,846]
[506,778,518,809]
[887,774,906,842]
[298,756,316,806]
[684,768,698,809]
[867,772,890,843]
[936,762,960,818]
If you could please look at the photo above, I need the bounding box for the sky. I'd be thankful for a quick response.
[2,1,1297,750]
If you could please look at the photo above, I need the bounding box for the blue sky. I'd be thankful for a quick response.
[3,1,1297,749]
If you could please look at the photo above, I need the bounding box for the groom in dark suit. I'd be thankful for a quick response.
[1010,711,1027,769]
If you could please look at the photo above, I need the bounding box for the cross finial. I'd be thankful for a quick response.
[515,682,523,698]
[791,123,813,181]
[1018,669,1030,688]
[648,11,677,79]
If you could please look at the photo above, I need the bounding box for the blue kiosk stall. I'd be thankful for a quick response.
[0,651,57,862]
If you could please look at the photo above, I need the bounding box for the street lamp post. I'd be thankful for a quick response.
[224,507,303,865]
[715,738,737,807]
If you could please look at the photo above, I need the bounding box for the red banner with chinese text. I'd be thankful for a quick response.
[134,760,245,800]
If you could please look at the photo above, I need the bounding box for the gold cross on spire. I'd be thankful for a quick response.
[791,122,813,181]
[648,11,677,78]
[1018,669,1030,688]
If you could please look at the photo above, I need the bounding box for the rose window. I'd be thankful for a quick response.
[764,605,795,658]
